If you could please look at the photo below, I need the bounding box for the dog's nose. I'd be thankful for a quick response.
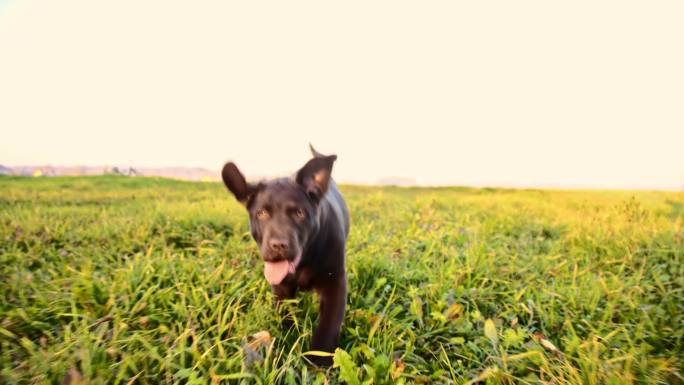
[269,238,289,253]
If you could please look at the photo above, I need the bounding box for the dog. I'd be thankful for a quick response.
[221,145,349,366]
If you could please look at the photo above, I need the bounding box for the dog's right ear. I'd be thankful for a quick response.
[221,162,255,205]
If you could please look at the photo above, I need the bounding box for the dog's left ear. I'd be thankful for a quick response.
[296,154,337,202]
[222,162,256,205]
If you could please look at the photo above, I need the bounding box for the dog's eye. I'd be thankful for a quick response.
[294,208,305,219]
[256,209,270,220]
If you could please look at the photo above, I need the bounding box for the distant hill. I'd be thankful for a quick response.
[0,165,220,181]
[375,177,417,186]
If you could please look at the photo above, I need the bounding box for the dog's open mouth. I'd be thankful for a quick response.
[263,253,301,285]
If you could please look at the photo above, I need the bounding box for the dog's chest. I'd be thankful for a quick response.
[295,265,342,291]
[295,266,319,290]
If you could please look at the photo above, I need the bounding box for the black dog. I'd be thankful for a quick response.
[221,145,349,366]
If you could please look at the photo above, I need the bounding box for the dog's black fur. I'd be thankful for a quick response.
[221,145,349,366]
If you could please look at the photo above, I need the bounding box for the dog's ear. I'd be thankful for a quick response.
[309,143,325,158]
[222,162,255,205]
[296,154,337,202]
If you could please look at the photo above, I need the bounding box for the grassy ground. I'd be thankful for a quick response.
[0,176,682,384]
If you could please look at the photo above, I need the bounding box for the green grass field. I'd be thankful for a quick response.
[0,176,682,384]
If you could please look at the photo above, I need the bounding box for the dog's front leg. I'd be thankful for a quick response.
[311,274,346,366]
[272,283,297,329]
[271,283,296,304]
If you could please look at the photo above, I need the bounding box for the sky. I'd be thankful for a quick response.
[0,1,682,189]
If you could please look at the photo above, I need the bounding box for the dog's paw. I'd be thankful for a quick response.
[309,354,333,367]
[279,315,295,330]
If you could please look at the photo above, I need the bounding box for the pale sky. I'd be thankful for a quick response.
[1,1,682,189]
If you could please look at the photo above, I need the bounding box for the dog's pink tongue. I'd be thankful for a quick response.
[264,260,289,285]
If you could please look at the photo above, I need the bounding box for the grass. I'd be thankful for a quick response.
[0,175,682,384]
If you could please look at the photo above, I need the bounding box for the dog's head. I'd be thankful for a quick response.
[221,146,337,283]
